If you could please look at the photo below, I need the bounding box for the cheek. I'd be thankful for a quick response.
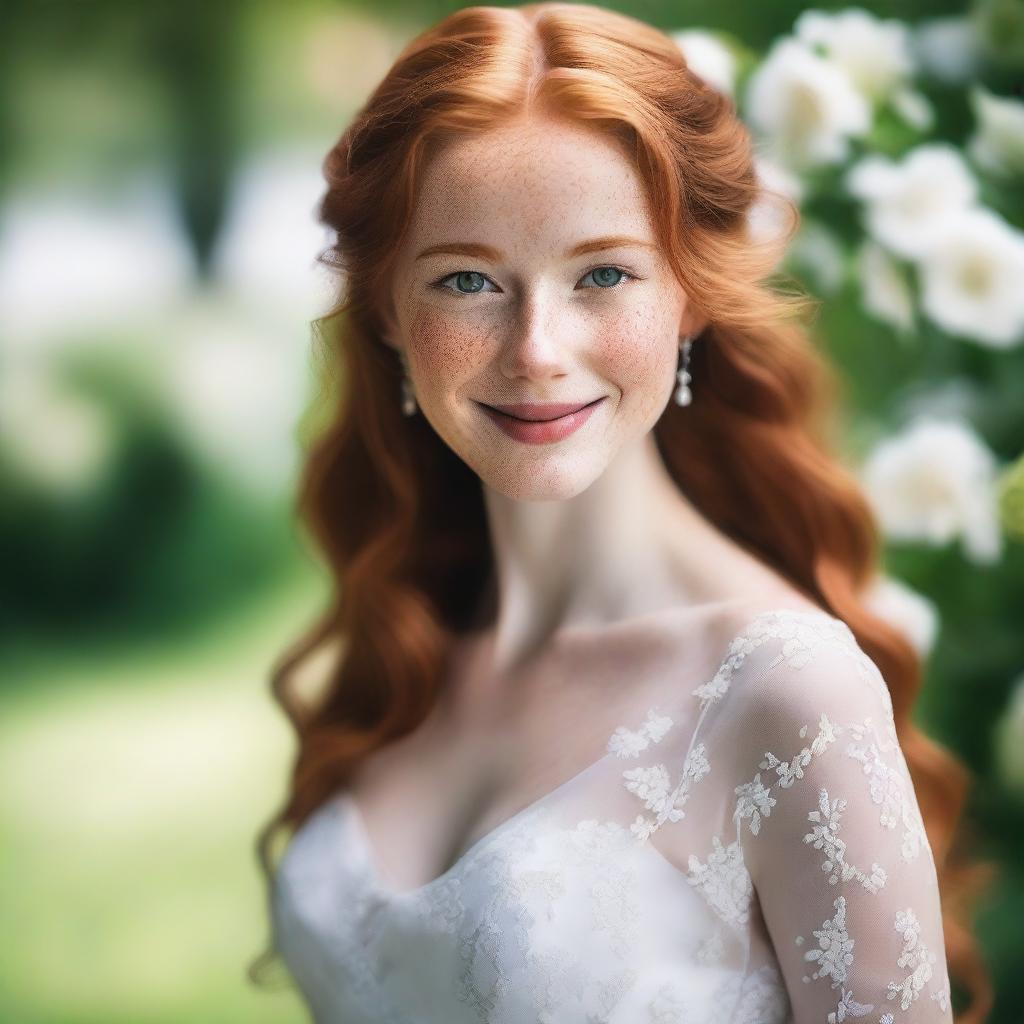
[596,304,675,409]
[407,308,490,394]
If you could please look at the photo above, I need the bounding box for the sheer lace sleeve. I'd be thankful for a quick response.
[726,615,954,1024]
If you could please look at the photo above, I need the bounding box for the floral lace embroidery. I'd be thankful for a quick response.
[827,987,874,1022]
[692,609,845,710]
[766,714,842,786]
[734,773,776,836]
[623,741,711,840]
[645,964,790,1024]
[606,707,674,757]
[793,935,930,1024]
[804,787,888,893]
[413,874,466,934]
[731,964,790,1024]
[886,907,937,1011]
[931,981,951,1011]
[696,927,726,964]
[608,698,713,842]
[452,822,637,1023]
[845,720,928,863]
[623,763,675,817]
[798,894,855,985]
[735,714,841,835]
[273,609,952,1024]
[686,835,753,927]
[647,982,690,1023]
[566,819,642,958]
[588,967,641,1024]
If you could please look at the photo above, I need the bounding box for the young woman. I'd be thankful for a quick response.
[250,4,992,1022]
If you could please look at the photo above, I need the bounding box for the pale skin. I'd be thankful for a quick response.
[352,113,818,891]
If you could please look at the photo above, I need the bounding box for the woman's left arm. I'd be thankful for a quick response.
[734,633,955,1024]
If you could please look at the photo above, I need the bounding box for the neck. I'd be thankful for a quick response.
[477,430,760,673]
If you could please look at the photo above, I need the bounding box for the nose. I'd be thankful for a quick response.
[496,294,572,383]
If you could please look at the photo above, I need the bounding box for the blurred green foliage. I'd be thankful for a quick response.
[1,0,1021,1022]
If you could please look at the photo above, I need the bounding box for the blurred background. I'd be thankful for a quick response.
[1,0,1021,1021]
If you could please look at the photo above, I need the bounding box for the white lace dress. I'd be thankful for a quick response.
[271,607,954,1024]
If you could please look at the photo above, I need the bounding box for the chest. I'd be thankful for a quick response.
[274,763,788,1024]
[341,614,734,893]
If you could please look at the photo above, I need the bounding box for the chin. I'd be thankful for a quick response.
[473,454,606,503]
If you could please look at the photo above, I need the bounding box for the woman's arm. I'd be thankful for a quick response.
[734,629,953,1023]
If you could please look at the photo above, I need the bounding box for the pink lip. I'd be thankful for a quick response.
[480,397,605,445]
[487,401,597,421]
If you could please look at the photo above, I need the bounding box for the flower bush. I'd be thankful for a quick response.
[675,17,1023,999]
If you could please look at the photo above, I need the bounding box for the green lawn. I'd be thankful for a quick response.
[0,576,322,1024]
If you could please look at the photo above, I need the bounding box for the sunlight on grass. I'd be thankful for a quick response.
[0,573,326,1023]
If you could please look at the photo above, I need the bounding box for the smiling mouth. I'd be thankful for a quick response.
[479,398,604,422]
[478,396,605,445]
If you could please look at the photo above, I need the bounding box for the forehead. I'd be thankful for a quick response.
[405,118,655,253]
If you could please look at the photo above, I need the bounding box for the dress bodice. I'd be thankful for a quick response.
[270,607,954,1024]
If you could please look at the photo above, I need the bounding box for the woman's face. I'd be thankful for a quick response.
[385,115,700,502]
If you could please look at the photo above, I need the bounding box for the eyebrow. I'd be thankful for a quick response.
[414,235,658,261]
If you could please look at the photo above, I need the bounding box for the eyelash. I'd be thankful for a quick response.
[431,265,638,296]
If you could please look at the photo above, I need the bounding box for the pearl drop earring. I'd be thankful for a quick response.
[399,349,417,416]
[674,334,694,407]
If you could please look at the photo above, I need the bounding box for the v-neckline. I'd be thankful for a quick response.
[328,603,838,901]
[336,743,617,899]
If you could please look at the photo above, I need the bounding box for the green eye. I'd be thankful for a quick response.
[439,271,491,294]
[586,266,630,288]
[434,265,636,295]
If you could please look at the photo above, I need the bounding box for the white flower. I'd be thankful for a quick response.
[900,378,983,426]
[861,575,939,658]
[889,86,935,131]
[754,152,806,204]
[918,206,1024,348]
[859,416,1003,564]
[844,144,978,260]
[167,294,311,496]
[994,672,1024,797]
[794,7,915,103]
[0,179,194,353]
[670,29,737,97]
[745,36,871,170]
[911,15,982,85]
[967,85,1024,178]
[789,219,846,294]
[0,357,117,499]
[855,239,914,333]
[745,154,804,252]
[211,146,336,320]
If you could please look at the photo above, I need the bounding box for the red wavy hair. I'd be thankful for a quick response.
[248,4,994,1017]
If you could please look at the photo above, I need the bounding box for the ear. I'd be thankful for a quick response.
[378,302,402,353]
[679,309,709,340]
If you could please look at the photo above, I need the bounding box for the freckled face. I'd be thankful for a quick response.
[386,116,692,502]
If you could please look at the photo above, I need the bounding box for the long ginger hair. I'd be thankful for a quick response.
[248,4,993,1017]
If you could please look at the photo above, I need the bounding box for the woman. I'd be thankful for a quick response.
[250,4,992,1022]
